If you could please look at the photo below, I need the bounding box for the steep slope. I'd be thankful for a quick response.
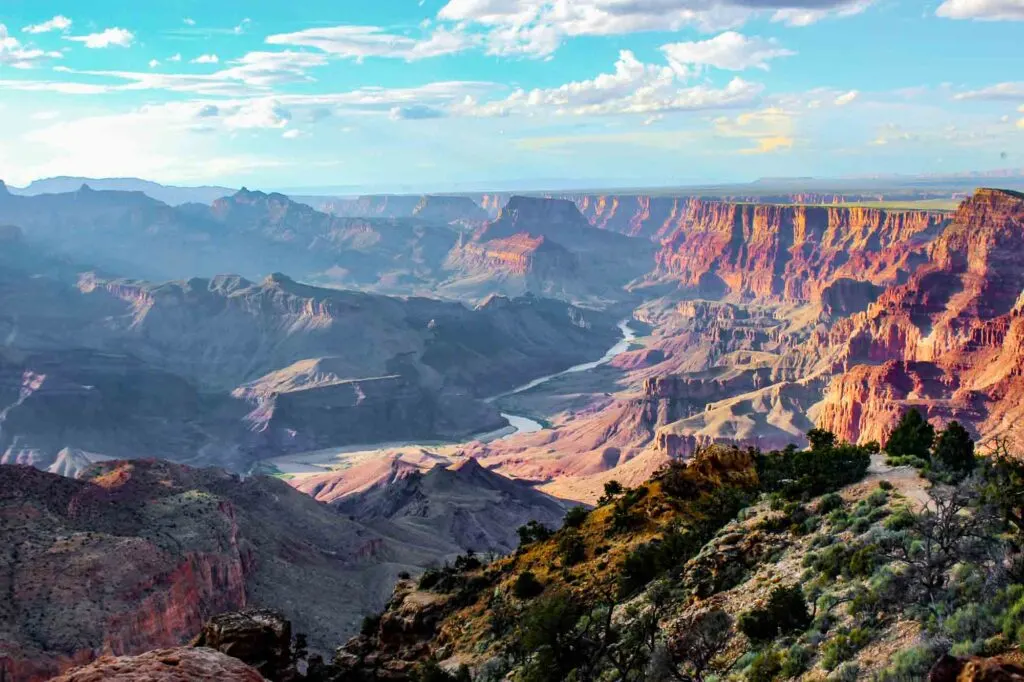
[0,460,453,681]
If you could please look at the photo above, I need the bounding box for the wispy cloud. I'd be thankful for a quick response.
[954,82,1024,100]
[661,32,795,76]
[265,24,475,61]
[23,15,72,34]
[191,54,219,64]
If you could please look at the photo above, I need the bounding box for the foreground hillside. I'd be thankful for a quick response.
[332,430,1024,682]
[0,457,568,681]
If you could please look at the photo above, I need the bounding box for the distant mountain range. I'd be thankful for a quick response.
[7,169,1024,210]
[5,176,234,206]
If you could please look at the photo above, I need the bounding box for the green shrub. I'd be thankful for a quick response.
[851,518,871,534]
[780,643,811,678]
[821,628,872,670]
[517,521,553,547]
[557,530,586,567]
[738,585,811,643]
[513,571,545,599]
[933,421,976,476]
[878,480,894,491]
[875,644,941,681]
[563,506,589,528]
[818,493,844,515]
[828,662,861,682]
[883,506,915,531]
[885,454,930,470]
[746,648,783,682]
[867,489,889,507]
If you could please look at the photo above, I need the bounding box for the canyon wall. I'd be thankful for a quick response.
[813,189,1024,444]
[651,201,949,303]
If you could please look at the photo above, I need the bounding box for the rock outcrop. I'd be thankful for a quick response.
[48,648,266,682]
[191,610,292,681]
[443,196,654,303]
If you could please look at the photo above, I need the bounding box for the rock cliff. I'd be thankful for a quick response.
[651,200,949,303]
[816,189,1024,444]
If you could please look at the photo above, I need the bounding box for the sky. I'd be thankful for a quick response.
[0,0,1022,192]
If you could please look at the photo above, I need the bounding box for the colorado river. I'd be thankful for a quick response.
[263,319,636,474]
[490,319,636,438]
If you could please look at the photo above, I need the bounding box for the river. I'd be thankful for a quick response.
[263,319,636,474]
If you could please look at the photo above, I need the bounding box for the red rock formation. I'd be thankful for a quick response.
[652,200,948,303]
[48,647,266,682]
[816,189,1024,443]
[451,233,578,277]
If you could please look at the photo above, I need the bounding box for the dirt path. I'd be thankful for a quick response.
[853,453,931,509]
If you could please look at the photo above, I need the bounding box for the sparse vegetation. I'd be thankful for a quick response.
[333,429,1024,682]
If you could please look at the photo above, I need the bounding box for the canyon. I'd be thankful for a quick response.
[4,178,1024,679]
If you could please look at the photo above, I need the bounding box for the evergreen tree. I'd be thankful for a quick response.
[884,409,935,459]
[933,421,976,475]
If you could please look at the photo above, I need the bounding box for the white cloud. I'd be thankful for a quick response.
[834,90,859,106]
[936,0,1024,20]
[149,59,160,68]
[437,0,874,56]
[23,15,72,34]
[0,24,64,68]
[184,18,196,26]
[234,18,252,35]
[266,25,476,61]
[457,50,762,117]
[169,53,182,62]
[954,82,1024,100]
[66,27,134,49]
[30,110,60,120]
[191,54,219,64]
[771,0,874,26]
[661,32,795,75]
[282,128,302,139]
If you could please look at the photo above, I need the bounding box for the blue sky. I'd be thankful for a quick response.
[0,0,1022,191]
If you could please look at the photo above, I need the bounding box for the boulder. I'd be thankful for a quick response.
[192,610,293,681]
[49,647,266,681]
